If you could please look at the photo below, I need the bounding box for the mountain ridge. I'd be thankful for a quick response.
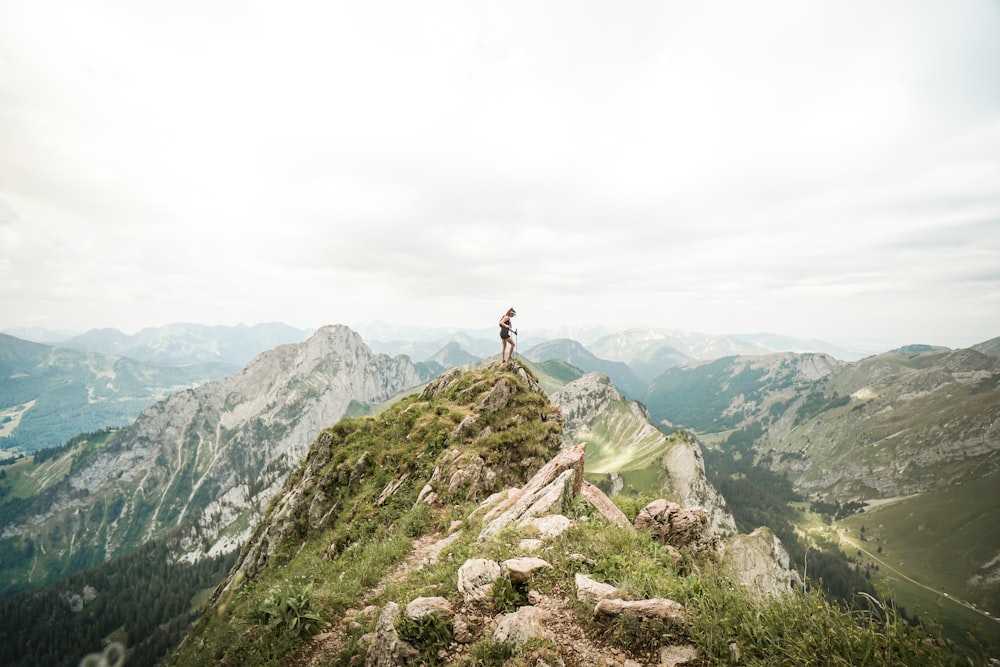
[0,325,431,593]
[61,321,313,366]
[0,333,233,453]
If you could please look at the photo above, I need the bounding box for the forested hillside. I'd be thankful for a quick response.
[0,537,235,667]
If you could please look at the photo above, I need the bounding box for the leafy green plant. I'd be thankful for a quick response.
[490,573,527,613]
[398,612,453,664]
[249,581,323,638]
[467,640,516,666]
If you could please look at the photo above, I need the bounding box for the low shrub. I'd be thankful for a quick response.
[398,612,453,664]
[249,581,323,639]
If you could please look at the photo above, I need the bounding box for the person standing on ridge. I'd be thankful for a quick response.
[499,307,517,361]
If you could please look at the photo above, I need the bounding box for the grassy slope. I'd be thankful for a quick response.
[579,402,675,474]
[837,469,1000,650]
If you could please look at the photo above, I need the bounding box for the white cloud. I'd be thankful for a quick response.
[1,0,998,350]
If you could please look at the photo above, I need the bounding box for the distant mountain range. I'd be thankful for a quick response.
[0,322,991,457]
[0,323,317,453]
[59,321,313,366]
[0,334,233,452]
[640,347,1000,498]
[523,338,646,398]
[640,344,1000,620]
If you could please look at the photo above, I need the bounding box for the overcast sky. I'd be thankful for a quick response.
[1,1,998,351]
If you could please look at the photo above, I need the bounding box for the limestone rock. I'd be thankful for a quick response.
[660,645,699,667]
[634,499,711,551]
[520,514,573,540]
[415,484,437,506]
[493,605,552,646]
[470,489,518,521]
[723,526,801,599]
[375,475,407,506]
[518,538,543,554]
[502,557,552,584]
[419,533,460,569]
[420,367,462,399]
[447,455,496,499]
[484,445,585,521]
[575,573,618,605]
[364,602,419,667]
[477,378,517,413]
[478,445,585,543]
[452,414,479,440]
[457,558,502,604]
[579,481,631,528]
[405,596,454,620]
[594,597,686,624]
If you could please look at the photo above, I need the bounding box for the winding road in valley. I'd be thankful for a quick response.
[837,527,999,626]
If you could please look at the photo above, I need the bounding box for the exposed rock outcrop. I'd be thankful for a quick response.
[477,444,585,542]
[457,558,503,604]
[364,602,419,667]
[575,573,618,605]
[594,597,687,624]
[635,499,714,552]
[493,605,553,646]
[405,596,454,620]
[723,526,801,599]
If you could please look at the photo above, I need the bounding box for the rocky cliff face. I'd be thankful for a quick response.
[550,372,737,538]
[762,347,1000,498]
[0,325,430,590]
[639,346,1000,500]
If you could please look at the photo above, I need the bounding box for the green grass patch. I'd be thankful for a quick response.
[835,471,1000,655]
[839,470,1000,616]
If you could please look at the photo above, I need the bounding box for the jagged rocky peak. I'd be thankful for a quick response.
[422,358,547,401]
[0,323,432,593]
[549,371,621,431]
